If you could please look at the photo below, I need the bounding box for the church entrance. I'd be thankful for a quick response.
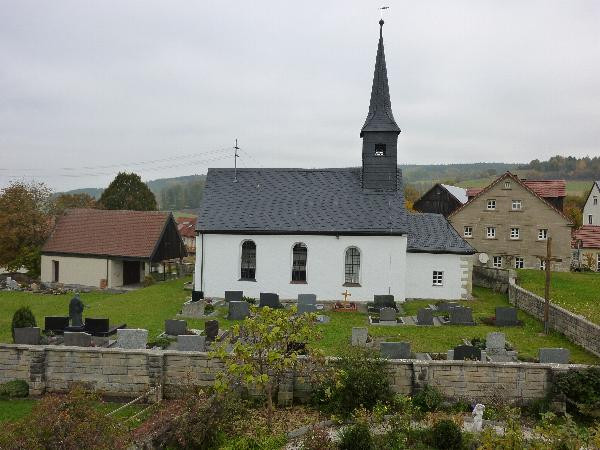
[123,260,141,285]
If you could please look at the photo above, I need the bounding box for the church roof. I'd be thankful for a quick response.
[407,213,476,254]
[360,20,400,137]
[197,167,408,235]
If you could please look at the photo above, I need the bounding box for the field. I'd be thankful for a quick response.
[517,269,600,325]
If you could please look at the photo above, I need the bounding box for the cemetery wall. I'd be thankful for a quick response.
[473,266,512,293]
[0,344,586,403]
[509,283,600,357]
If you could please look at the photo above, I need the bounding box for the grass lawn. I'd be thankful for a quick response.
[517,269,600,325]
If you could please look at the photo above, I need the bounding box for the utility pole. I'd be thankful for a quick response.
[233,139,240,183]
[535,237,562,334]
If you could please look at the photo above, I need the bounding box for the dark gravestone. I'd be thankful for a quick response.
[539,348,570,364]
[259,293,281,308]
[45,316,70,333]
[84,318,109,336]
[379,307,396,322]
[453,345,481,361]
[416,308,434,325]
[14,327,41,345]
[165,319,187,336]
[63,331,92,347]
[437,302,459,312]
[204,320,219,341]
[449,307,474,325]
[69,293,85,327]
[495,307,518,326]
[191,290,203,302]
[298,294,317,305]
[225,291,243,302]
[228,301,250,320]
[298,303,317,315]
[380,342,411,359]
[374,295,395,309]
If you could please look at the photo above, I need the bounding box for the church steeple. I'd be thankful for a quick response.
[361,19,400,190]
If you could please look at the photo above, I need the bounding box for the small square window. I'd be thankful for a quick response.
[432,271,444,286]
[374,144,386,157]
[538,229,548,240]
[510,227,520,239]
[512,200,522,210]
[514,257,524,269]
[486,227,496,239]
[504,181,511,189]
[540,260,546,271]
[493,256,503,268]
[464,226,473,238]
[487,199,496,210]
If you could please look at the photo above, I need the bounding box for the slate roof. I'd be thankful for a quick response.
[440,184,468,204]
[197,168,408,235]
[42,208,174,259]
[407,213,475,254]
[467,179,566,199]
[572,225,600,249]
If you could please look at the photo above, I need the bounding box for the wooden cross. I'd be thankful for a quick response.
[341,289,351,303]
[534,237,562,334]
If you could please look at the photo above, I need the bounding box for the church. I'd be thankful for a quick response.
[194,20,474,302]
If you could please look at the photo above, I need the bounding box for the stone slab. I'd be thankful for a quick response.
[204,320,219,341]
[416,308,434,326]
[486,332,505,350]
[259,293,281,308]
[177,334,206,352]
[297,303,317,315]
[116,329,148,349]
[298,294,317,305]
[14,327,41,345]
[539,348,570,364]
[437,302,460,312]
[225,291,243,302]
[453,345,481,361]
[44,316,70,333]
[379,307,396,322]
[380,342,411,359]
[165,319,187,336]
[450,307,474,325]
[63,331,92,347]
[228,301,250,320]
[373,295,395,308]
[495,307,519,326]
[351,327,368,347]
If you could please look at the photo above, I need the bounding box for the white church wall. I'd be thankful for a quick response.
[195,233,408,301]
[405,252,467,300]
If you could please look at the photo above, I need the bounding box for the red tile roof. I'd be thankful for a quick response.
[467,180,566,199]
[176,216,197,238]
[42,209,171,259]
[572,225,600,249]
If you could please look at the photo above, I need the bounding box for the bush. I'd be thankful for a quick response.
[412,386,443,413]
[554,367,600,417]
[222,434,287,450]
[313,350,392,417]
[243,296,256,305]
[11,306,36,341]
[430,419,462,449]
[147,336,173,349]
[300,425,335,450]
[0,380,29,399]
[338,422,374,450]
[204,303,215,314]
[143,275,155,287]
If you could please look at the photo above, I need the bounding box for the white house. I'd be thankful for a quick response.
[193,20,474,302]
[583,181,600,226]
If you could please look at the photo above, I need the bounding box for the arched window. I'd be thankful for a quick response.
[345,247,360,285]
[291,243,307,282]
[240,240,256,280]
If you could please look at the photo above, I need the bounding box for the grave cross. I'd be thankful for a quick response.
[341,289,351,303]
[534,237,562,334]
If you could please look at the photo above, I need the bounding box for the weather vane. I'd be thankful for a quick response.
[380,5,389,20]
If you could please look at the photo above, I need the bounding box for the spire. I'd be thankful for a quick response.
[360,19,400,137]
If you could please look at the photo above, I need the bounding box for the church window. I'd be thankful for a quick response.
[291,243,307,282]
[240,240,256,280]
[374,144,386,157]
[344,247,361,285]
[432,271,443,286]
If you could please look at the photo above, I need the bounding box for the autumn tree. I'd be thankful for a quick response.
[98,172,157,211]
[54,192,97,214]
[0,181,54,276]
[404,184,421,211]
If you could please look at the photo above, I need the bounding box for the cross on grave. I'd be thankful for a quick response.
[534,237,562,334]
[341,289,351,304]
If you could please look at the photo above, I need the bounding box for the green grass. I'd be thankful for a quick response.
[0,399,36,423]
[517,269,600,325]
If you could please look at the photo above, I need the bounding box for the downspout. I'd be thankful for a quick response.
[106,258,109,288]
[200,233,205,298]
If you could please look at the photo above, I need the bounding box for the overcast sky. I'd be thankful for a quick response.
[1,1,599,191]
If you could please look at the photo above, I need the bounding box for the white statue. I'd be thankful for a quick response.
[472,403,485,431]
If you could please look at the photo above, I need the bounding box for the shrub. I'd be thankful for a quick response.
[338,422,374,450]
[242,296,256,305]
[412,386,443,413]
[300,425,335,450]
[143,275,155,287]
[222,434,287,450]
[554,367,600,417]
[431,419,462,449]
[11,306,37,341]
[204,303,215,314]
[147,336,173,349]
[0,380,29,399]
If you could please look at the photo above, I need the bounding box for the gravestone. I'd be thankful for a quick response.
[228,301,250,320]
[84,318,110,336]
[225,291,243,302]
[495,307,518,326]
[63,331,92,347]
[351,327,368,347]
[486,332,505,351]
[259,293,281,308]
[374,295,395,309]
[165,319,187,336]
[539,348,570,364]
[6,277,20,290]
[14,327,41,345]
[298,294,317,305]
[45,316,70,333]
[298,303,317,315]
[69,293,85,327]
[437,302,459,312]
[379,307,396,322]
[450,307,474,325]
[380,342,411,359]
[416,308,434,325]
[116,329,148,349]
[177,334,206,352]
[453,345,481,361]
[204,320,219,341]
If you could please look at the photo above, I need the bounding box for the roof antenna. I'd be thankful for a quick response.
[233,138,240,183]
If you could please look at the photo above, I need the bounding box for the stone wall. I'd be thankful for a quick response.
[509,283,600,357]
[473,266,512,293]
[0,344,586,404]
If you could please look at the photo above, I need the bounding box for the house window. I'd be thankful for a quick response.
[540,260,546,271]
[344,247,360,284]
[52,260,59,283]
[374,144,386,157]
[486,227,496,239]
[291,243,307,282]
[493,256,503,268]
[432,271,444,286]
[538,229,548,240]
[487,199,496,210]
[597,254,600,272]
[464,226,473,238]
[510,227,520,239]
[594,196,598,206]
[504,181,511,189]
[514,257,524,269]
[240,240,256,280]
[512,200,522,210]
[589,215,593,225]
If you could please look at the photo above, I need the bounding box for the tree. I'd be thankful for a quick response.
[404,184,420,211]
[99,172,157,211]
[53,193,97,213]
[0,181,54,276]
